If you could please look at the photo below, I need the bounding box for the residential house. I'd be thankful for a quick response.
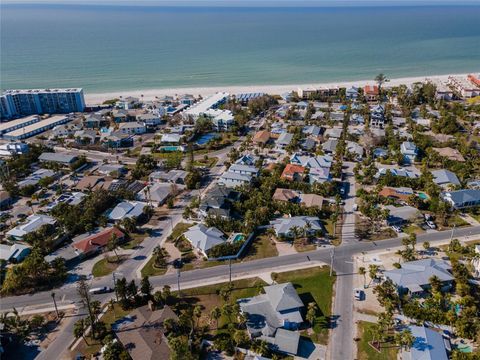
[228,164,259,177]
[308,167,331,184]
[346,141,364,160]
[116,96,140,110]
[373,148,388,159]
[346,86,359,100]
[238,282,304,356]
[97,163,127,176]
[281,164,305,182]
[378,187,414,202]
[290,153,333,170]
[199,185,238,219]
[183,224,227,257]
[137,183,172,207]
[7,214,56,240]
[441,189,480,209]
[302,125,323,137]
[401,325,449,360]
[137,113,161,127]
[375,167,420,180]
[108,201,147,222]
[385,205,422,226]
[75,175,106,192]
[118,122,146,135]
[84,113,108,129]
[276,133,294,149]
[370,104,385,128]
[219,171,252,188]
[0,243,31,263]
[149,170,187,185]
[253,130,271,146]
[322,139,338,154]
[363,85,379,101]
[324,127,343,139]
[432,147,465,162]
[39,152,78,166]
[431,169,461,189]
[113,305,179,360]
[272,188,301,203]
[161,133,182,144]
[74,129,98,145]
[0,142,29,157]
[235,154,259,167]
[384,258,453,296]
[299,194,324,208]
[102,132,134,148]
[270,216,323,238]
[300,138,315,151]
[73,227,125,258]
[17,168,56,189]
[400,141,418,164]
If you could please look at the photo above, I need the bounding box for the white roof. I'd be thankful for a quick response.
[4,115,69,137]
[184,92,229,116]
[183,224,226,253]
[108,201,147,221]
[7,214,56,239]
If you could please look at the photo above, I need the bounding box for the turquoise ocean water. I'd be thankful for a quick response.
[1,3,480,93]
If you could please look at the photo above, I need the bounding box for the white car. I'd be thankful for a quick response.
[391,225,402,233]
[426,220,437,229]
[354,289,364,301]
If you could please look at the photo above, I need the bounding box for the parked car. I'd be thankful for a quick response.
[391,225,402,233]
[89,286,113,295]
[426,220,437,229]
[354,288,364,301]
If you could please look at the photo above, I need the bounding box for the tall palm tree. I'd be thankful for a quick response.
[375,73,388,93]
[210,306,221,330]
[358,266,367,288]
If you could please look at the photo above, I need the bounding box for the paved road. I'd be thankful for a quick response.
[330,161,356,360]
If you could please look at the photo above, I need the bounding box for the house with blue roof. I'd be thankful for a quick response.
[441,189,480,209]
[346,86,359,100]
[431,169,461,189]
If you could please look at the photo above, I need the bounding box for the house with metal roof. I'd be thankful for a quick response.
[17,168,56,189]
[302,125,323,137]
[108,201,147,222]
[238,282,304,356]
[235,154,259,167]
[441,189,480,209]
[375,167,420,180]
[385,205,422,226]
[402,325,449,360]
[309,167,331,184]
[137,183,172,207]
[270,216,323,238]
[431,169,461,188]
[39,152,78,166]
[6,214,56,240]
[290,154,333,170]
[384,258,453,296]
[276,132,294,148]
[0,243,31,263]
[183,224,227,257]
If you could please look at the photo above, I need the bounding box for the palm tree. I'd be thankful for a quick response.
[107,233,120,262]
[73,318,88,345]
[210,306,221,330]
[375,73,388,93]
[306,302,317,327]
[429,275,442,294]
[395,329,415,351]
[358,266,367,288]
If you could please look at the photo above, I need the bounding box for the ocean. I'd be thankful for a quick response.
[1,3,480,93]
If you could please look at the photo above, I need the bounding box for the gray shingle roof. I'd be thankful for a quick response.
[264,283,304,312]
[406,325,448,360]
[431,169,460,186]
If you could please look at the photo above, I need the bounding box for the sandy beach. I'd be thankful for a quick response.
[84,73,472,105]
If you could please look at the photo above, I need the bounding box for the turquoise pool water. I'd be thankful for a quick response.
[232,234,245,243]
[160,146,182,152]
[417,192,428,200]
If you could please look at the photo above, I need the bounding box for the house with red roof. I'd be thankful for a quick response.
[281,164,305,182]
[73,227,125,257]
[363,85,379,101]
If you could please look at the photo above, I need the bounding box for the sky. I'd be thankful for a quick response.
[3,0,480,6]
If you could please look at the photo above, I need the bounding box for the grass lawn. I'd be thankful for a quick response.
[74,304,130,358]
[179,277,266,331]
[92,256,127,278]
[355,216,397,241]
[140,256,168,277]
[324,219,342,245]
[357,321,398,360]
[404,224,425,235]
[167,222,194,242]
[121,232,148,250]
[193,156,218,168]
[294,242,317,252]
[242,234,278,261]
[438,215,470,231]
[273,266,335,345]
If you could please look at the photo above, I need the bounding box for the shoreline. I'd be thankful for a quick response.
[84,72,473,104]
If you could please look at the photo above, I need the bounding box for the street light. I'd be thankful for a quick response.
[112,271,123,302]
[329,247,335,277]
[176,268,182,298]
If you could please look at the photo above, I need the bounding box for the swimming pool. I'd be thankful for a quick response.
[196,133,219,146]
[160,146,183,152]
[417,192,429,200]
[231,233,245,243]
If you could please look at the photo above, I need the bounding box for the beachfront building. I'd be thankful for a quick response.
[1,88,85,119]
[448,76,480,98]
[2,115,73,140]
[0,115,40,136]
[118,121,147,134]
[183,92,229,120]
[363,85,379,101]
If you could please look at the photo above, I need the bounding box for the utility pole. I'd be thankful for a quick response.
[450,224,456,242]
[176,268,181,297]
[229,258,232,284]
[51,292,59,319]
[330,247,335,277]
[112,272,118,302]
